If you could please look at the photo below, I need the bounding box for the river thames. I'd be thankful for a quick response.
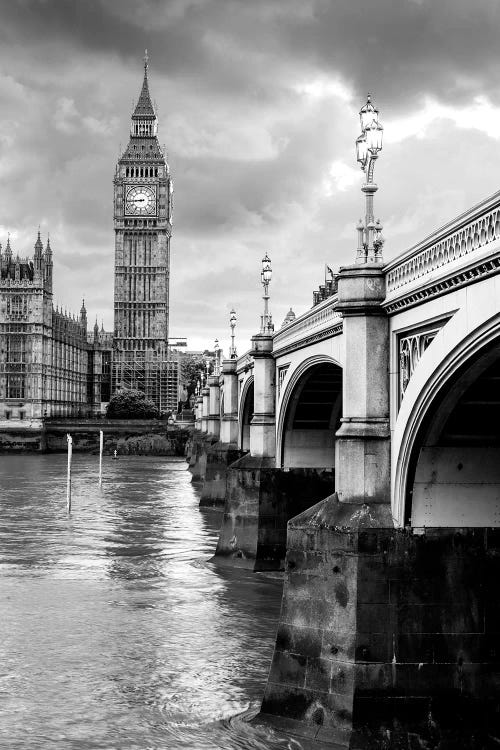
[0,454,299,750]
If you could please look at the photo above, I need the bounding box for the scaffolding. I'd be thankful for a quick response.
[112,351,178,413]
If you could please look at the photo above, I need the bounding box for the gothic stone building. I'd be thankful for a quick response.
[0,57,177,424]
[0,233,111,422]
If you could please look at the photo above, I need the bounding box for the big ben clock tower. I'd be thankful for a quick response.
[113,52,174,409]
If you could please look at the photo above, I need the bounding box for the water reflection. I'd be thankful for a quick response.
[0,455,300,750]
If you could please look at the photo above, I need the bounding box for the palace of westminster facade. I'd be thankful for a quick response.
[0,57,177,423]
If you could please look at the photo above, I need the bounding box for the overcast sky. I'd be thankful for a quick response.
[1,0,500,353]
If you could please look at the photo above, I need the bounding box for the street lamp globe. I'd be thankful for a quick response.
[356,133,368,167]
[261,253,272,284]
[359,93,378,130]
[366,120,383,153]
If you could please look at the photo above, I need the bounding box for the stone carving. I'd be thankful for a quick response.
[385,256,500,314]
[399,328,440,401]
[387,203,500,294]
[277,364,289,396]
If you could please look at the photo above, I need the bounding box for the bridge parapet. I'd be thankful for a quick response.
[235,350,253,376]
[384,189,500,311]
[272,294,342,357]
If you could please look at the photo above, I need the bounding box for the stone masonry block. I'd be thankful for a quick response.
[321,629,356,663]
[268,650,307,689]
[275,623,323,659]
[305,656,333,693]
[355,632,392,664]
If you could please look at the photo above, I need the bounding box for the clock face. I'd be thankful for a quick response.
[125,185,157,216]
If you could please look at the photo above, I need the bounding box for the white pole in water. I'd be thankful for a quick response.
[98,430,103,487]
[66,433,73,514]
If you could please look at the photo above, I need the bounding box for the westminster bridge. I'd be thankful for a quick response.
[188,99,500,747]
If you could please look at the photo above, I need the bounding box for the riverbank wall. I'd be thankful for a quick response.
[0,419,193,455]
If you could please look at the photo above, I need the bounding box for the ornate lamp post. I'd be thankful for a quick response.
[229,308,237,358]
[260,253,273,334]
[355,94,384,264]
[214,338,220,376]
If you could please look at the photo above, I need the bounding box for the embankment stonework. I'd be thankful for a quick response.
[0,420,192,455]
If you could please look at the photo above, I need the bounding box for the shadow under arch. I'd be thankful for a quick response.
[396,316,500,526]
[277,355,342,470]
[238,376,254,451]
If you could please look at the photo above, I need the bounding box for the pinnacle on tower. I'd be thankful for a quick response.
[80,299,87,325]
[5,234,12,258]
[34,229,43,256]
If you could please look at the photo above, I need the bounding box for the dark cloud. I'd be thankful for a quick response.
[6,0,500,108]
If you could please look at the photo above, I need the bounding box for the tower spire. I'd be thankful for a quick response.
[131,53,157,136]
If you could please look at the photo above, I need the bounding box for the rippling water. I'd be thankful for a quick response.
[0,454,300,750]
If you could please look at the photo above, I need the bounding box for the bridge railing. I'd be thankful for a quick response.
[272,294,342,356]
[384,189,500,304]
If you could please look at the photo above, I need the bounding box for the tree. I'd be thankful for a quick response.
[180,355,212,399]
[106,388,158,419]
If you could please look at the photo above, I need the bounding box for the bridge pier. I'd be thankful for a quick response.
[213,334,336,569]
[188,385,211,482]
[214,463,335,570]
[259,500,500,746]
[258,262,398,743]
[213,332,279,566]
[334,264,390,504]
[200,360,245,508]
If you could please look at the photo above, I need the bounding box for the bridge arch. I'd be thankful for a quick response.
[393,312,500,527]
[238,375,254,451]
[277,355,342,469]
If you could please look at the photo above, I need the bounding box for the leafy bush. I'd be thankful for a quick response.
[106,389,158,419]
